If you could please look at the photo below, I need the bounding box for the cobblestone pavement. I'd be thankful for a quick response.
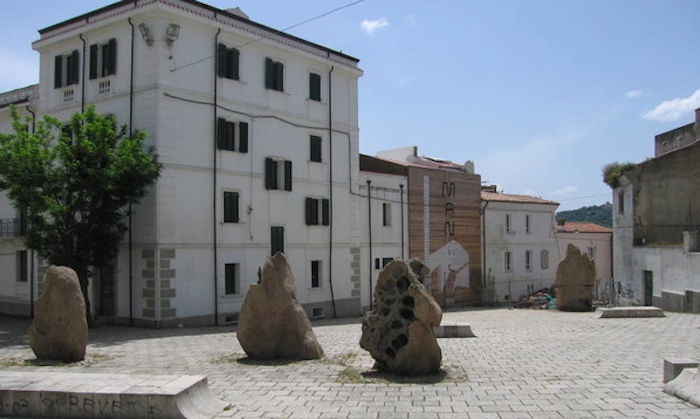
[1,308,700,418]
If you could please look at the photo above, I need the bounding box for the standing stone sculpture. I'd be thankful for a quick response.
[555,244,596,311]
[29,265,88,362]
[237,252,324,360]
[360,259,443,376]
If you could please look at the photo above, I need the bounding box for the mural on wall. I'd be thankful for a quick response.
[424,240,470,305]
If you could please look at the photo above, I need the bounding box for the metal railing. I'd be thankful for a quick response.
[0,218,23,237]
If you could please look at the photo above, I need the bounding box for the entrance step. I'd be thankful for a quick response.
[598,306,665,318]
[0,371,230,419]
[433,323,476,338]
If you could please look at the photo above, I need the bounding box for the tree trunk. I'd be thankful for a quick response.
[75,266,93,327]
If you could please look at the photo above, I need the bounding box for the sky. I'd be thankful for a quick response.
[2,0,700,211]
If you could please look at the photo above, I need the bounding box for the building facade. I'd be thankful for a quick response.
[0,0,365,326]
[612,109,700,312]
[481,188,559,304]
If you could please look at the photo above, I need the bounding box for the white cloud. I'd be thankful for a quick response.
[552,186,578,196]
[360,18,389,35]
[625,89,645,99]
[642,89,700,122]
[404,14,417,25]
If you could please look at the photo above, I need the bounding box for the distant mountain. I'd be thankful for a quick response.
[556,202,612,228]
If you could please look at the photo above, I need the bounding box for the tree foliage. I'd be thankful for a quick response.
[602,161,637,189]
[556,203,613,228]
[0,105,162,320]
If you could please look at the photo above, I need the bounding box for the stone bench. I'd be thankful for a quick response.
[664,358,699,383]
[664,366,700,407]
[0,371,230,419]
[598,306,665,318]
[433,323,476,338]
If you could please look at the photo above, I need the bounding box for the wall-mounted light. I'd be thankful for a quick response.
[166,23,180,46]
[138,22,153,46]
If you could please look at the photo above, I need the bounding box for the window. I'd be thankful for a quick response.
[305,197,329,226]
[264,58,284,91]
[382,257,394,267]
[525,250,533,271]
[587,246,596,259]
[504,251,512,272]
[525,214,531,234]
[311,260,322,288]
[505,214,512,233]
[541,249,549,269]
[223,191,240,223]
[271,226,284,256]
[217,118,248,152]
[54,50,80,88]
[383,203,392,226]
[224,263,239,295]
[265,158,292,191]
[17,251,28,282]
[309,72,321,101]
[374,257,394,269]
[89,39,116,79]
[310,135,322,162]
[217,43,240,80]
[618,191,625,214]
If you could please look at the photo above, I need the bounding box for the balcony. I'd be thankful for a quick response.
[0,219,24,237]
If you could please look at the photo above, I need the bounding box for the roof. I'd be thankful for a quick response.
[37,0,360,63]
[556,221,611,234]
[0,85,39,108]
[480,191,558,206]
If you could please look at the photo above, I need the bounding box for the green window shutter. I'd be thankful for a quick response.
[271,226,284,256]
[321,199,330,226]
[231,48,240,80]
[238,122,248,153]
[69,50,80,85]
[224,191,239,223]
[310,135,322,162]
[89,44,98,79]
[305,197,315,225]
[217,117,227,150]
[264,58,273,89]
[105,38,117,76]
[54,55,63,88]
[284,160,292,191]
[309,73,321,101]
[217,43,227,77]
[265,157,277,190]
[276,62,284,91]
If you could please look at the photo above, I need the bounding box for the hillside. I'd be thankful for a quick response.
[556,202,612,228]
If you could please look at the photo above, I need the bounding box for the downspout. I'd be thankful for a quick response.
[213,28,221,326]
[328,65,337,317]
[399,184,405,259]
[26,105,36,318]
[127,18,136,326]
[79,34,86,113]
[367,180,372,308]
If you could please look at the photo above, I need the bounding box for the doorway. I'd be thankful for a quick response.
[643,270,653,306]
[98,265,115,317]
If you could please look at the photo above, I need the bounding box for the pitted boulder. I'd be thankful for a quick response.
[28,265,88,362]
[360,259,443,376]
[237,252,323,360]
[555,244,596,311]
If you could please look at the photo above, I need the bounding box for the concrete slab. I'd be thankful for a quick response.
[664,358,699,383]
[433,322,476,338]
[0,371,230,419]
[598,306,666,318]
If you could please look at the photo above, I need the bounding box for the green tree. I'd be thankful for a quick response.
[0,105,162,323]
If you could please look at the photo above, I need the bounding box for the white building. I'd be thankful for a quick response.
[481,188,560,304]
[554,221,612,280]
[0,0,366,326]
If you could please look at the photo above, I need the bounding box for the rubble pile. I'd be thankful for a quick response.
[512,287,556,310]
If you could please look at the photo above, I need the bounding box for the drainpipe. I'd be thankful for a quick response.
[26,105,36,318]
[367,180,373,308]
[127,18,136,326]
[328,65,337,317]
[481,200,490,304]
[213,28,221,326]
[399,184,405,260]
[79,34,86,113]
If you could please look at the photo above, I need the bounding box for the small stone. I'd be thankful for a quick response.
[28,266,88,362]
[237,252,323,360]
[360,259,442,375]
